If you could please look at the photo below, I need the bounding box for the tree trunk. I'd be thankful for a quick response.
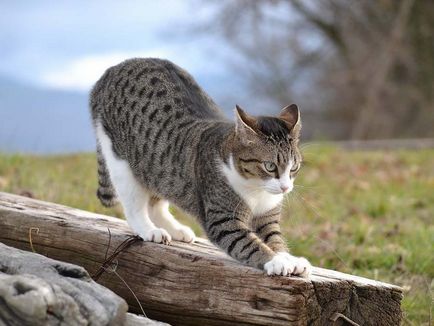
[0,192,403,325]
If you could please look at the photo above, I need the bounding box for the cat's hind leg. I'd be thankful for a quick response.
[96,123,171,244]
[148,197,196,243]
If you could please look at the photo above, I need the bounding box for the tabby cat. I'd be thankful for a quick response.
[90,58,311,277]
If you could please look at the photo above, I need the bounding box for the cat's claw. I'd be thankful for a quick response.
[264,252,312,278]
[171,225,196,243]
[141,228,172,245]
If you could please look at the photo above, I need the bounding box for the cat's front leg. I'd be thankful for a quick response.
[252,207,287,253]
[206,212,311,276]
[253,208,312,277]
[205,210,275,269]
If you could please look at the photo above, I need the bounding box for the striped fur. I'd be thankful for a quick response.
[90,58,310,274]
[252,207,287,253]
[96,144,118,207]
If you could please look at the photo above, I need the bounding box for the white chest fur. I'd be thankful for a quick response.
[220,156,283,216]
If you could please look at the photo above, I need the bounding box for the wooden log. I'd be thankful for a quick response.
[0,192,403,325]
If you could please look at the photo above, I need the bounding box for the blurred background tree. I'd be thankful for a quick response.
[198,0,434,140]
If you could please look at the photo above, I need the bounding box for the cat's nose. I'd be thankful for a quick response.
[280,185,289,193]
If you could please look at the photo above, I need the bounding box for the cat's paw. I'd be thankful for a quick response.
[280,252,312,277]
[141,228,171,245]
[264,252,312,277]
[171,225,196,243]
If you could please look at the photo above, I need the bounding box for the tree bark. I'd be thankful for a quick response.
[0,192,403,326]
[351,0,415,139]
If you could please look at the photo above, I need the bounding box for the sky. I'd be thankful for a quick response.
[0,0,244,153]
[0,0,228,92]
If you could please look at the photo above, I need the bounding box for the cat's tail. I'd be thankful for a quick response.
[96,145,118,207]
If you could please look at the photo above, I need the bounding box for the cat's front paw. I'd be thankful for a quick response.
[141,228,171,245]
[279,252,312,277]
[264,252,312,277]
[171,225,196,243]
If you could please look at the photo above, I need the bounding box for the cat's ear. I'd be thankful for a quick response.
[280,104,301,136]
[235,105,258,138]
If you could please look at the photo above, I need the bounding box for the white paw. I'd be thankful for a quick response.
[264,252,312,278]
[171,225,196,243]
[141,228,172,245]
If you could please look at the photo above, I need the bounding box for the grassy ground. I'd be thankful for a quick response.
[0,146,432,324]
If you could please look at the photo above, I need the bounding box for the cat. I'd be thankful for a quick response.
[90,58,311,277]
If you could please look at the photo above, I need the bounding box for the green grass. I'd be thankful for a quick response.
[0,146,433,324]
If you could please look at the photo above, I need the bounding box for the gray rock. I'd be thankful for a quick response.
[0,242,128,326]
[126,313,171,326]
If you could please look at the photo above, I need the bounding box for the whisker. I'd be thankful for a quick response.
[299,142,321,150]
[292,190,324,222]
[294,183,321,189]
[281,191,298,211]
[293,184,324,196]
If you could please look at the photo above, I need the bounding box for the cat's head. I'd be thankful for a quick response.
[229,104,302,195]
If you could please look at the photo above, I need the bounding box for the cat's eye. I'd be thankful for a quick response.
[263,162,277,173]
[290,162,300,173]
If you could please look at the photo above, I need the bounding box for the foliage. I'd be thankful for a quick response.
[0,147,432,324]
